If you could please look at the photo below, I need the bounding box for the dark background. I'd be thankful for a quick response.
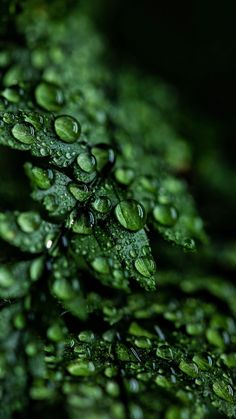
[83,0,236,240]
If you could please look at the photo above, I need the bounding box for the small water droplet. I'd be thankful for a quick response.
[213,380,234,402]
[179,360,198,377]
[78,331,95,342]
[115,167,134,185]
[156,344,173,360]
[17,212,40,233]
[12,122,35,144]
[68,183,90,202]
[1,86,21,103]
[92,196,111,213]
[153,204,178,227]
[77,152,97,173]
[91,256,110,274]
[35,81,64,111]
[54,115,81,143]
[67,360,95,376]
[115,200,146,231]
[0,266,14,288]
[72,211,95,235]
[134,256,156,278]
[192,353,213,371]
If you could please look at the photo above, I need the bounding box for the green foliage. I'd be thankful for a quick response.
[0,1,235,418]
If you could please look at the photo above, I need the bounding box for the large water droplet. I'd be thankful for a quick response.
[26,165,53,190]
[92,196,111,213]
[12,122,35,144]
[54,115,81,143]
[91,257,110,274]
[1,87,21,103]
[134,337,152,349]
[179,360,198,377]
[78,331,95,342]
[68,183,91,202]
[213,381,234,402]
[35,81,64,111]
[72,211,95,235]
[115,167,134,186]
[156,344,173,360]
[67,360,95,376]
[0,266,14,288]
[153,204,178,227]
[192,353,213,370]
[91,143,115,172]
[17,212,40,233]
[134,256,156,277]
[115,200,146,231]
[77,152,97,173]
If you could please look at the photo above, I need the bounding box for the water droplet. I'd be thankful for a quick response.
[72,211,95,235]
[91,256,110,274]
[155,375,171,389]
[134,337,152,349]
[17,212,40,233]
[221,353,236,368]
[67,360,95,376]
[179,360,198,377]
[213,380,234,402]
[35,81,64,111]
[91,143,116,172]
[12,122,35,144]
[183,237,196,250]
[192,353,213,370]
[115,167,134,185]
[134,256,156,278]
[0,266,14,288]
[156,344,173,360]
[153,204,178,227]
[54,115,81,143]
[43,195,58,213]
[30,257,44,281]
[77,152,97,173]
[68,183,91,202]
[25,163,53,189]
[52,277,74,300]
[92,196,111,213]
[1,87,21,103]
[78,331,95,342]
[47,324,65,342]
[115,200,146,231]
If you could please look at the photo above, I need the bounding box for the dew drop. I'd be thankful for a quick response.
[91,143,116,172]
[153,204,178,227]
[54,115,81,143]
[192,353,213,371]
[0,266,14,288]
[156,344,173,360]
[91,257,110,274]
[17,212,40,233]
[68,183,90,202]
[115,167,134,186]
[26,165,53,189]
[35,81,64,111]
[134,256,156,278]
[67,360,95,376]
[92,196,111,213]
[77,152,97,173]
[72,211,95,235]
[12,122,35,144]
[1,87,21,103]
[179,360,198,377]
[213,381,234,402]
[115,200,146,231]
